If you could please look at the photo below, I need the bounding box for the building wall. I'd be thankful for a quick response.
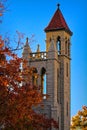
[23,29,71,130]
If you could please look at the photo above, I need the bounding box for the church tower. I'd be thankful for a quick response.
[44,4,73,130]
[23,4,73,130]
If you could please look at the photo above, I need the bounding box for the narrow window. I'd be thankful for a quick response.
[49,37,51,42]
[65,37,68,55]
[57,69,59,103]
[43,74,46,98]
[65,40,67,55]
[67,102,68,116]
[66,63,68,77]
[68,39,70,56]
[32,68,38,86]
[57,36,61,55]
[41,67,46,99]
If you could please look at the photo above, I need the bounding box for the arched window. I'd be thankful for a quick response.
[57,68,59,103]
[65,37,68,55]
[57,36,61,55]
[32,68,38,86]
[68,39,70,56]
[66,63,68,77]
[41,67,46,99]
[67,102,68,116]
[49,37,51,42]
[43,74,46,98]
[65,41,67,55]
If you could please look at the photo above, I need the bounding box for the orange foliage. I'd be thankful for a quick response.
[0,36,58,129]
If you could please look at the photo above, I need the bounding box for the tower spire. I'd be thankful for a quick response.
[57,3,60,10]
[37,44,40,52]
[26,37,29,45]
[22,37,32,60]
[44,4,72,35]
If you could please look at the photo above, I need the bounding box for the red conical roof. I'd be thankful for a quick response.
[44,7,72,35]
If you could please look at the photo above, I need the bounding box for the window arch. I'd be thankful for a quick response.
[41,67,46,99]
[66,102,69,116]
[57,68,59,103]
[66,62,68,77]
[68,39,70,56]
[56,36,61,55]
[65,37,67,55]
[49,37,51,42]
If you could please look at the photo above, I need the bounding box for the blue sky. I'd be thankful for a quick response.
[0,0,87,117]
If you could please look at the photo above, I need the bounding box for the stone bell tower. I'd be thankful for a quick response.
[22,4,73,130]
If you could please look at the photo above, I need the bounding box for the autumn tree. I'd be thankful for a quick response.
[71,106,87,130]
[0,35,58,130]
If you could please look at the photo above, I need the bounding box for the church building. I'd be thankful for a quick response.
[22,4,73,130]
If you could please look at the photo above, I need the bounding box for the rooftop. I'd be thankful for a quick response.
[44,4,72,35]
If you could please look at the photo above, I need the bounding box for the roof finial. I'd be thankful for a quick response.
[26,37,28,45]
[37,44,40,52]
[57,3,60,10]
[26,37,28,42]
